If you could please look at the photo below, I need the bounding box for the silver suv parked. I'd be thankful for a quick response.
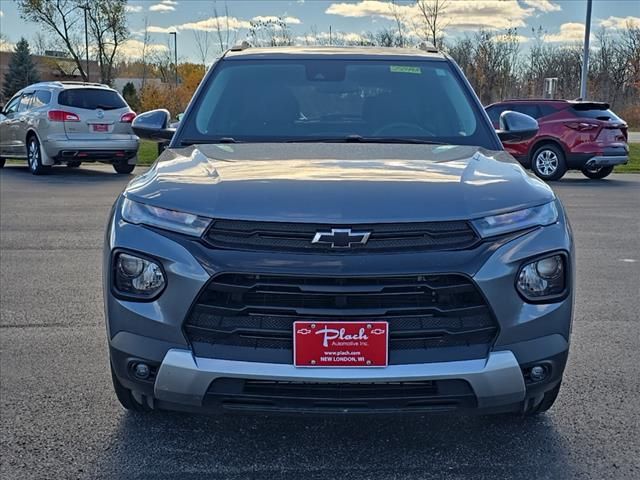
[0,81,139,174]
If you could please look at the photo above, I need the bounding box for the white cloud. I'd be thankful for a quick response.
[297,30,367,45]
[599,16,640,29]
[522,0,561,13]
[326,1,540,32]
[252,15,302,25]
[543,22,589,43]
[149,3,175,13]
[125,5,143,13]
[178,16,251,31]
[0,38,15,52]
[118,39,169,58]
[146,25,177,34]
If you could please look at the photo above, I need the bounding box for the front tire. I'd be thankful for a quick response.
[581,165,614,179]
[113,162,135,174]
[0,158,5,168]
[531,144,567,181]
[27,136,50,175]
[111,364,152,412]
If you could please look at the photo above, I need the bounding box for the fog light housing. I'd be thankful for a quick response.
[516,254,566,302]
[530,365,547,382]
[133,363,151,380]
[113,251,166,300]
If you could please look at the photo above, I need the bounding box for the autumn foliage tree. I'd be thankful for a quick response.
[138,63,206,117]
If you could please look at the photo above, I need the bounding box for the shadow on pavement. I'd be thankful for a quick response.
[92,410,578,479]
[0,164,138,183]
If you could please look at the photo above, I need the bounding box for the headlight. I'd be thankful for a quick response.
[121,197,211,237]
[516,254,566,301]
[472,202,558,238]
[113,251,166,299]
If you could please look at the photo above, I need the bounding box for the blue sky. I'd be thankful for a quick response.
[1,0,639,62]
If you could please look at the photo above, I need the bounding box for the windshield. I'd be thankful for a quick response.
[178,59,495,147]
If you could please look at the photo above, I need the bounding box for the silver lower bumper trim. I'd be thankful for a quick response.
[154,350,526,409]
[586,155,628,167]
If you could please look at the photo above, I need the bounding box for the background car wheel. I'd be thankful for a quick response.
[27,136,50,175]
[531,144,567,181]
[524,383,561,416]
[113,162,135,174]
[581,165,614,179]
[111,364,152,412]
[66,161,82,168]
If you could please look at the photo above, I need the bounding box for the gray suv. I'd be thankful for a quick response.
[105,46,574,417]
[0,81,139,174]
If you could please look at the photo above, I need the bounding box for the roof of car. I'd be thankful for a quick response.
[224,45,446,60]
[24,81,114,91]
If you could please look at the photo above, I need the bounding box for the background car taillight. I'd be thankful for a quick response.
[563,121,598,131]
[48,110,80,122]
[120,112,137,123]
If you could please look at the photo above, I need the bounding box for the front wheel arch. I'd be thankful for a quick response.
[26,130,54,166]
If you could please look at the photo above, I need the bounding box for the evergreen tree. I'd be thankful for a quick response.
[122,82,140,112]
[3,38,40,99]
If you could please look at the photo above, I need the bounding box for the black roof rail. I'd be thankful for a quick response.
[418,42,439,53]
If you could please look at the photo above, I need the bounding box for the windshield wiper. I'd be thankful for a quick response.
[285,135,446,145]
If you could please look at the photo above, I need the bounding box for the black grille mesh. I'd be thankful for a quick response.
[204,219,479,253]
[184,273,498,364]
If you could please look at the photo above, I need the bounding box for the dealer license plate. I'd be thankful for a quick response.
[293,321,388,367]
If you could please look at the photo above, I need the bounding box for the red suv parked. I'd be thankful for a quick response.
[485,99,629,180]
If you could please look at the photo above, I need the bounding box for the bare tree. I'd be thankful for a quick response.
[193,28,211,67]
[86,0,128,85]
[32,32,56,56]
[415,0,449,48]
[17,0,128,84]
[138,17,150,90]
[249,17,294,47]
[16,0,88,80]
[389,1,406,47]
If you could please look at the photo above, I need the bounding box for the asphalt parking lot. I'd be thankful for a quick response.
[1,164,639,480]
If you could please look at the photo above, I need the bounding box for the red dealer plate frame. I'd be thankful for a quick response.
[92,124,109,132]
[293,321,388,368]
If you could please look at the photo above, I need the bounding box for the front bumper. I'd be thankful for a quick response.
[104,200,574,415]
[156,349,525,408]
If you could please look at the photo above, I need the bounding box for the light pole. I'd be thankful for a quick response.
[579,0,592,100]
[80,3,90,82]
[169,32,178,88]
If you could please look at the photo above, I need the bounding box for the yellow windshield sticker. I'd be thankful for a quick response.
[390,65,422,74]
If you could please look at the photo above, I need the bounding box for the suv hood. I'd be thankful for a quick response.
[125,143,554,223]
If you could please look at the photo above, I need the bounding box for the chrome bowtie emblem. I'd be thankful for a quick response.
[311,228,371,248]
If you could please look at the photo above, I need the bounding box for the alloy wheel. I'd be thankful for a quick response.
[535,149,558,177]
[28,139,39,171]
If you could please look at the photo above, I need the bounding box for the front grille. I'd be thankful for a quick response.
[184,273,498,364]
[204,378,477,413]
[204,219,479,253]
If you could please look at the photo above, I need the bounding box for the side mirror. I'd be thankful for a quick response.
[496,111,538,143]
[132,109,175,142]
